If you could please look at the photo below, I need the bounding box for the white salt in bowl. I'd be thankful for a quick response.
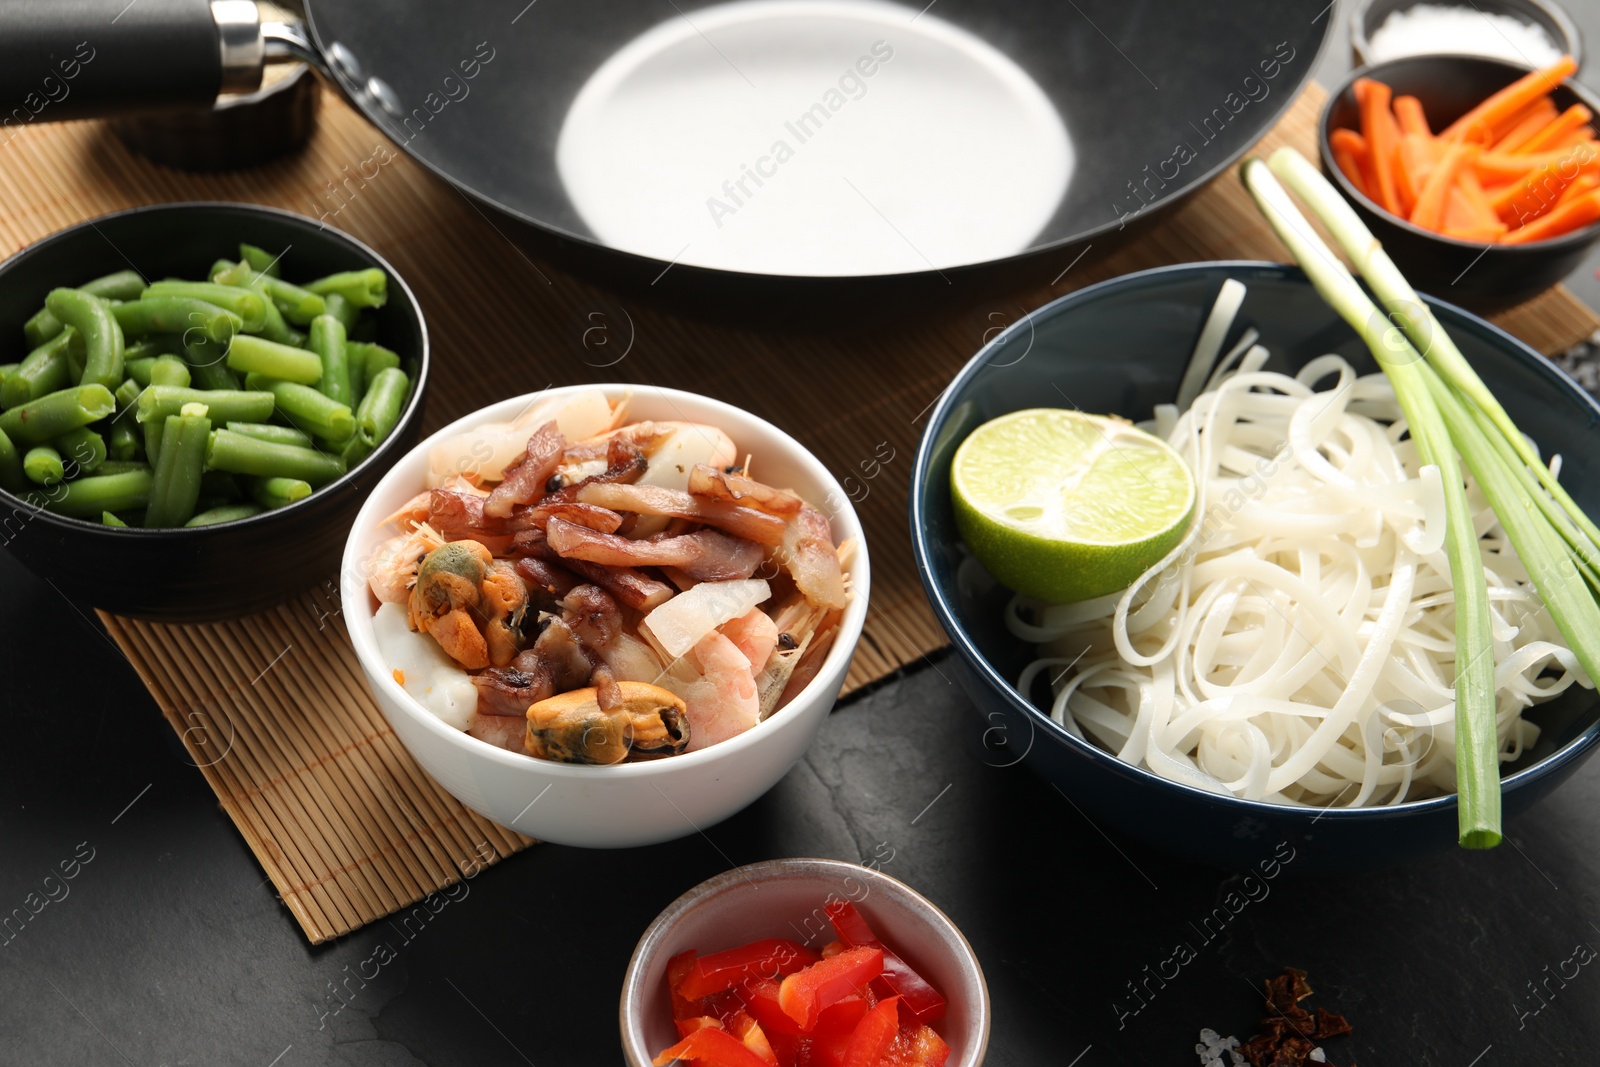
[340,385,870,847]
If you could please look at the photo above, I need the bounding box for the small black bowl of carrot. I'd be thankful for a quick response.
[1320,53,1600,311]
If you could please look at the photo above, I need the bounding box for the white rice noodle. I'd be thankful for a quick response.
[1012,355,1589,807]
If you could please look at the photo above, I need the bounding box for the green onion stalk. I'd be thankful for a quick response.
[1241,157,1500,847]
[1266,148,1600,587]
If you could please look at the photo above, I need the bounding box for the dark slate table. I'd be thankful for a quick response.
[3,526,1599,1065]
[8,11,1600,1066]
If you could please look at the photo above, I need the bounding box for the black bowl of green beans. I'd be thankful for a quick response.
[0,203,428,622]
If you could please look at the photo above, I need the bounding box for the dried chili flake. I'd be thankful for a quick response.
[1231,969,1354,1067]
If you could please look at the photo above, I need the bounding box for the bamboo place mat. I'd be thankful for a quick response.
[2,79,1595,943]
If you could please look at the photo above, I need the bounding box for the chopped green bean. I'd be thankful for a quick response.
[145,411,210,527]
[305,268,387,309]
[255,296,304,346]
[352,342,400,382]
[181,337,242,391]
[53,426,106,475]
[137,386,274,427]
[185,503,262,526]
[80,270,147,302]
[225,334,322,384]
[309,315,351,405]
[321,291,360,333]
[122,338,168,363]
[125,356,156,387]
[107,419,142,462]
[23,445,65,486]
[101,510,126,527]
[23,271,147,348]
[224,421,314,449]
[45,288,124,390]
[351,367,409,464]
[97,460,152,475]
[2,328,84,409]
[0,385,116,445]
[214,263,324,323]
[115,378,143,410]
[21,468,153,517]
[22,309,57,350]
[149,355,190,389]
[346,341,399,404]
[141,281,267,333]
[115,297,241,345]
[243,374,354,442]
[251,476,312,509]
[205,429,346,486]
[238,243,282,278]
[0,427,23,492]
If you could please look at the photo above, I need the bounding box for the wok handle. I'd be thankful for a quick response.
[0,0,270,122]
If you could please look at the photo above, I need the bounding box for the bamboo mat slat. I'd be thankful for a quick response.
[1,78,1593,944]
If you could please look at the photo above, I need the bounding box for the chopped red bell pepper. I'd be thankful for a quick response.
[656,898,953,1067]
[778,946,884,1031]
[824,901,947,1024]
[881,1023,951,1067]
[676,1016,724,1039]
[729,1012,778,1066]
[738,977,807,1038]
[806,996,874,1067]
[679,938,820,1001]
[840,996,901,1067]
[668,950,702,1020]
[652,1025,776,1067]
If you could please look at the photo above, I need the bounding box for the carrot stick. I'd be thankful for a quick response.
[1494,99,1560,151]
[1442,55,1578,142]
[1501,169,1576,228]
[1329,128,1370,195]
[1443,185,1480,231]
[1501,189,1600,243]
[1549,127,1598,151]
[1444,222,1509,242]
[1474,145,1598,181]
[1521,103,1594,154]
[1411,141,1474,230]
[1393,95,1432,138]
[1556,172,1600,206]
[1357,78,1404,214]
[1401,131,1440,190]
[1458,168,1499,226]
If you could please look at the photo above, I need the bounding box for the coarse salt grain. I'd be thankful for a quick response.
[1196,1028,1243,1067]
[1368,4,1564,67]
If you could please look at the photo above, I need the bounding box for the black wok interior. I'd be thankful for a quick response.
[305,0,1331,273]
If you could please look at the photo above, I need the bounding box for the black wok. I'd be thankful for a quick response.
[0,0,1330,314]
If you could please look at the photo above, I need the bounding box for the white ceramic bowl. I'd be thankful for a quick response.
[340,386,871,847]
[619,858,990,1067]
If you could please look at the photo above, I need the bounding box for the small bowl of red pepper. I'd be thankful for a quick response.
[619,857,989,1067]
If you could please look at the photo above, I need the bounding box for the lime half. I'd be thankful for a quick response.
[951,409,1196,603]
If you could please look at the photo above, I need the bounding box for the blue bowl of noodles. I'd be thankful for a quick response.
[911,261,1600,871]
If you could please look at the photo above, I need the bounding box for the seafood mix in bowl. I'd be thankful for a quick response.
[340,384,869,847]
[363,387,856,764]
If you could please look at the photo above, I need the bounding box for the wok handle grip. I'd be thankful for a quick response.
[0,0,266,124]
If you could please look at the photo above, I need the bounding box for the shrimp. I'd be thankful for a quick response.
[669,631,760,752]
[722,608,779,674]
[367,525,444,604]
